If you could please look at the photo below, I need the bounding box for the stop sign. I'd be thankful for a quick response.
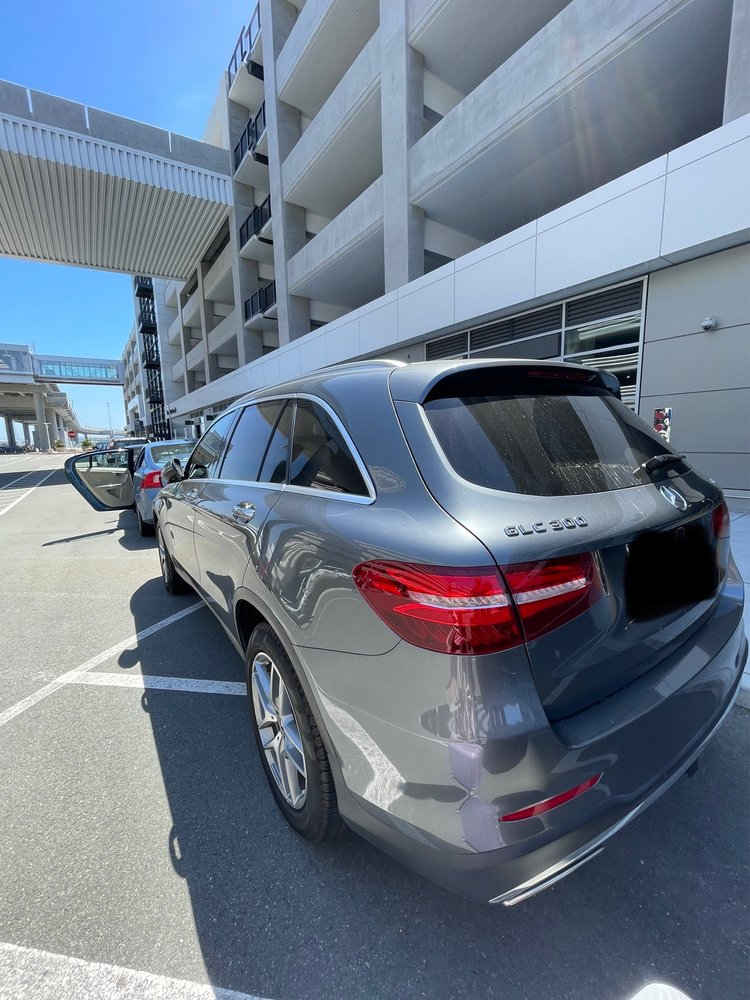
[67,431,77,439]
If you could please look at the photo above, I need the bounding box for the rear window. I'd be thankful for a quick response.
[424,386,675,496]
[150,443,195,467]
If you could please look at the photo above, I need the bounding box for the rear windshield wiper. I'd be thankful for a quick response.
[634,453,688,478]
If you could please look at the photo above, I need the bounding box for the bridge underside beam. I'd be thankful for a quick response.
[0,114,232,279]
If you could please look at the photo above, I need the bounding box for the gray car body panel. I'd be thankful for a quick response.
[146,358,745,902]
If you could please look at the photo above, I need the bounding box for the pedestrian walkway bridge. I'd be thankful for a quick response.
[0,81,232,279]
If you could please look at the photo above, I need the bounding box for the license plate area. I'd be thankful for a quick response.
[625,521,718,621]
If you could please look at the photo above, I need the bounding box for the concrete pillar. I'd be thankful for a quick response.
[33,393,51,451]
[261,0,311,345]
[22,423,30,446]
[4,415,17,448]
[197,261,220,384]
[380,0,425,292]
[724,0,750,123]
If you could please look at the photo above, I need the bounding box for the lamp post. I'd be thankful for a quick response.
[106,402,113,436]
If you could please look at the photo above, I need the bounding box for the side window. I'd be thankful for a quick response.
[220,401,284,482]
[289,399,369,496]
[258,402,293,485]
[184,412,235,480]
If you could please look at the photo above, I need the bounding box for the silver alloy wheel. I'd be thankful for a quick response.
[251,651,307,809]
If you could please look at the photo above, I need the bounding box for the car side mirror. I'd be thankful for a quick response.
[162,458,184,485]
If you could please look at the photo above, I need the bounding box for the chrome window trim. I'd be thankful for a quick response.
[282,482,374,505]
[211,479,375,506]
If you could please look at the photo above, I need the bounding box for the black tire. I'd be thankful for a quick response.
[246,623,341,843]
[137,507,154,537]
[157,525,189,594]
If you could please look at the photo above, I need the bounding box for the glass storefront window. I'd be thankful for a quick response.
[565,347,640,408]
[564,313,641,355]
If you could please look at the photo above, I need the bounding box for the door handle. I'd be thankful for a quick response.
[232,502,256,524]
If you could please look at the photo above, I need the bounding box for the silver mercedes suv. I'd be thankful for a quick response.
[65,358,747,904]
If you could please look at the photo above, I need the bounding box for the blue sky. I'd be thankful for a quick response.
[0,0,249,430]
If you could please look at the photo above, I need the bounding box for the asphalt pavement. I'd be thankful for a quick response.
[0,452,748,1000]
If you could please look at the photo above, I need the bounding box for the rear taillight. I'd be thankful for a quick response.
[141,470,163,490]
[352,552,602,655]
[503,553,604,643]
[352,562,522,655]
[712,500,730,539]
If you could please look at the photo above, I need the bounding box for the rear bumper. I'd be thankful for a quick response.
[326,619,747,904]
[136,487,160,523]
[491,652,744,905]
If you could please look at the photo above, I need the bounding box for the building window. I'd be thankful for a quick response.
[562,282,644,409]
[424,279,645,408]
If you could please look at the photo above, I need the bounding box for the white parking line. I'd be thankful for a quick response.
[0,603,203,729]
[0,470,35,488]
[0,469,58,518]
[68,673,245,696]
[0,941,273,1000]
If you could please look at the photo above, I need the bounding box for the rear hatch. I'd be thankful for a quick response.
[392,362,730,721]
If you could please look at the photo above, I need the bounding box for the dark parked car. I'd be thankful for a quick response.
[65,359,747,904]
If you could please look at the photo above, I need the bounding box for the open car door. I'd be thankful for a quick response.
[64,449,137,511]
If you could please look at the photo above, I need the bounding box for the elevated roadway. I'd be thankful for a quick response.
[0,81,231,279]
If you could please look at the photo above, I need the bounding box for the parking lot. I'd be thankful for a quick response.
[1,451,748,1000]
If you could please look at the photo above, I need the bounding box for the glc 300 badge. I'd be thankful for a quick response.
[504,516,588,537]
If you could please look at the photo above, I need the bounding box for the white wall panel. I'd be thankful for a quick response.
[299,332,327,373]
[535,179,666,295]
[325,318,360,363]
[661,136,750,258]
[359,298,399,355]
[276,349,302,382]
[454,236,536,325]
[397,266,455,341]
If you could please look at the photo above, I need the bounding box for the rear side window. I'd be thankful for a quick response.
[150,444,194,467]
[185,412,235,480]
[258,402,293,484]
[424,387,674,496]
[289,400,369,496]
[221,401,284,482]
